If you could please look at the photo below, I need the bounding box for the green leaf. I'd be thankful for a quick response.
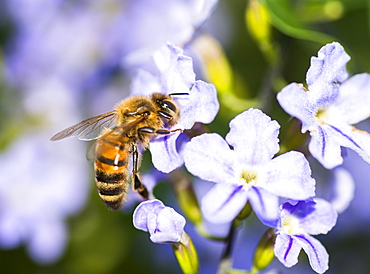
[261,0,338,43]
[245,0,277,63]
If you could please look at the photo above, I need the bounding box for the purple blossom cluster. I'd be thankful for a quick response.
[182,108,335,273]
[134,41,369,273]
[0,0,218,265]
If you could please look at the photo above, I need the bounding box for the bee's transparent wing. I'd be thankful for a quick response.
[86,140,97,161]
[50,111,117,141]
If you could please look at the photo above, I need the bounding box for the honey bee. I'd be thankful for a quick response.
[51,93,186,211]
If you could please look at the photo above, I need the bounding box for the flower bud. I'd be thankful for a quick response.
[253,228,276,271]
[172,232,199,274]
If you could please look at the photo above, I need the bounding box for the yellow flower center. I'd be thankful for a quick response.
[281,214,301,235]
[315,108,329,124]
[239,169,258,189]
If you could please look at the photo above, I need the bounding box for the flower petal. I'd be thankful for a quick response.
[308,125,343,169]
[299,199,337,235]
[260,151,316,200]
[153,44,195,94]
[131,43,195,96]
[276,83,316,133]
[201,184,248,223]
[274,233,301,268]
[306,42,350,102]
[329,73,370,125]
[149,207,186,244]
[325,123,370,166]
[328,167,355,214]
[294,234,329,274]
[225,109,280,165]
[150,131,184,173]
[130,69,161,96]
[133,199,165,232]
[177,80,219,129]
[184,133,237,184]
[192,0,218,27]
[247,187,279,227]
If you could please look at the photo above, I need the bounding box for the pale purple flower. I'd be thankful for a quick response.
[312,162,355,214]
[118,0,219,67]
[133,199,186,244]
[131,43,219,173]
[5,0,105,88]
[327,167,354,213]
[5,0,218,88]
[0,80,90,263]
[274,199,337,273]
[337,120,370,229]
[277,42,370,169]
[184,108,315,226]
[0,135,88,263]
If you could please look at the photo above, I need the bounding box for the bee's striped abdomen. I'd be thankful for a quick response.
[94,131,131,211]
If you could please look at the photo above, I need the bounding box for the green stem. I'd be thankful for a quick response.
[217,223,237,274]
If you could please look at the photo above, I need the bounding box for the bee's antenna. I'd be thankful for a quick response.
[168,92,189,96]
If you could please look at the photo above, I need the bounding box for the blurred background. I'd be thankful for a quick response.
[0,0,370,273]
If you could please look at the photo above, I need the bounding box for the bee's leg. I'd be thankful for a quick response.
[138,127,182,135]
[158,111,173,120]
[131,144,149,200]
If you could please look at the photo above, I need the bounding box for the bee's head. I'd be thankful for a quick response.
[151,92,187,127]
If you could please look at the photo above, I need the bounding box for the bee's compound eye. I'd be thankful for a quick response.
[161,100,176,112]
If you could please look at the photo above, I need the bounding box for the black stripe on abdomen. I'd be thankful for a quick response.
[96,155,126,167]
[95,169,125,183]
[97,182,126,196]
